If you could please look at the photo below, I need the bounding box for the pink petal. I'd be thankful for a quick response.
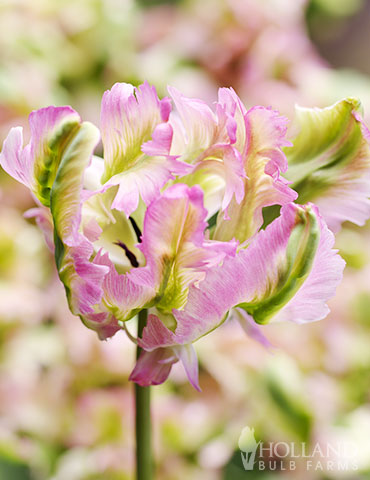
[82,312,120,341]
[139,313,177,350]
[107,156,185,217]
[129,348,177,386]
[24,206,54,252]
[0,127,32,187]
[141,122,173,156]
[67,239,109,316]
[168,86,217,154]
[173,344,201,391]
[93,252,155,322]
[285,100,370,232]
[273,208,346,324]
[234,308,274,349]
[135,315,201,389]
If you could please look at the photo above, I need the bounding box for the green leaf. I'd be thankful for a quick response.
[0,453,34,480]
[264,356,312,442]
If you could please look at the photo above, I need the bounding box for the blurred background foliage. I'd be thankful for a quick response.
[1,0,370,479]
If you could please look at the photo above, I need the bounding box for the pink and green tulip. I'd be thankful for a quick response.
[2,82,370,391]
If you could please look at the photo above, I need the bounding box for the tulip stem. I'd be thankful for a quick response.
[135,309,152,480]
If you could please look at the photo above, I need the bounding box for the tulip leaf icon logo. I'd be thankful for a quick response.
[238,426,260,470]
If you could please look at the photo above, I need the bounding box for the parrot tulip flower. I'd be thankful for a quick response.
[2,82,370,391]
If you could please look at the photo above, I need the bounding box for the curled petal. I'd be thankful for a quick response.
[61,239,109,316]
[269,209,346,324]
[51,122,101,246]
[285,98,370,231]
[101,82,159,181]
[194,145,246,213]
[0,106,81,206]
[217,87,248,153]
[141,122,173,157]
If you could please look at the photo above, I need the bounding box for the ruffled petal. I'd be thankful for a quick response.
[100,82,184,217]
[192,145,245,213]
[285,98,370,232]
[61,239,109,317]
[101,81,171,181]
[217,87,247,153]
[169,87,246,213]
[214,104,297,243]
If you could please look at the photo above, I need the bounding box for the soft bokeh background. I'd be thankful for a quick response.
[1,1,370,479]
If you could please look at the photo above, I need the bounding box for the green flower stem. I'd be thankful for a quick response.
[135,309,152,480]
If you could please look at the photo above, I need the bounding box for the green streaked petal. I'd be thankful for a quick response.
[238,205,320,324]
[50,122,106,317]
[284,98,370,231]
[33,117,81,206]
[51,122,100,246]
